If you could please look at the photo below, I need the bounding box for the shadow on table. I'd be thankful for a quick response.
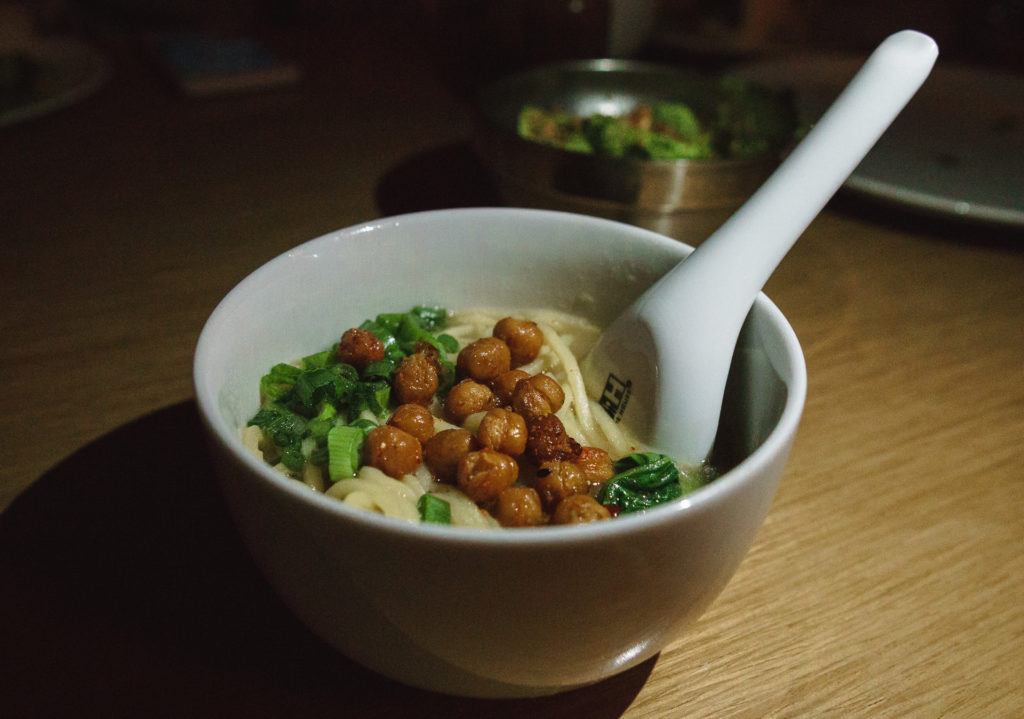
[0,402,654,718]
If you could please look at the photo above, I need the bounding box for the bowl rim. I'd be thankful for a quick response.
[194,207,806,547]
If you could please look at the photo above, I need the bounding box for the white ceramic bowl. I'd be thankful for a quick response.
[193,208,806,698]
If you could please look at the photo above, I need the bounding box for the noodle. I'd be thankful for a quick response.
[538,321,601,447]
[327,467,422,521]
[323,466,499,528]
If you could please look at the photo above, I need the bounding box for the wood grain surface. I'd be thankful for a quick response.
[2,11,1021,718]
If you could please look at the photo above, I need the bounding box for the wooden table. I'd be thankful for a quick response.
[3,13,1022,718]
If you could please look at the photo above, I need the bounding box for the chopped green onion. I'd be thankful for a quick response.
[374,313,405,333]
[259,363,301,402]
[307,403,338,439]
[360,319,402,357]
[293,365,358,414]
[327,424,365,481]
[249,405,307,447]
[346,380,390,420]
[362,358,397,380]
[411,306,447,331]
[395,314,433,353]
[349,417,378,432]
[301,349,336,369]
[279,442,306,472]
[417,494,451,524]
[437,334,459,354]
[265,363,301,382]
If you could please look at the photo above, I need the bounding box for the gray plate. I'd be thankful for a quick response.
[737,55,1024,228]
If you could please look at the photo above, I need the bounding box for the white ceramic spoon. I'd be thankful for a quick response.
[581,30,938,466]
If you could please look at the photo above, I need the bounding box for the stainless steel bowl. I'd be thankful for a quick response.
[473,59,780,243]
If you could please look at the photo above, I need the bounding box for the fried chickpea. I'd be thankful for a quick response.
[491,369,530,406]
[336,328,385,370]
[525,413,581,463]
[511,373,564,421]
[575,446,615,487]
[532,460,588,511]
[412,341,442,365]
[387,403,435,444]
[493,486,545,527]
[445,379,496,424]
[423,428,477,482]
[457,449,519,503]
[552,494,612,524]
[393,351,439,406]
[477,408,528,456]
[493,317,543,367]
[363,425,422,479]
[457,337,511,383]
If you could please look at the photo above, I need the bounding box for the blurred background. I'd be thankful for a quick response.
[8,0,1021,71]
[4,4,1023,715]
[4,0,1019,227]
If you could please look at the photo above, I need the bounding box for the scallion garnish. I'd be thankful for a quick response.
[417,494,452,524]
[327,424,365,481]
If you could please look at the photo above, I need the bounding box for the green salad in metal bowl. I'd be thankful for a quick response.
[517,76,801,162]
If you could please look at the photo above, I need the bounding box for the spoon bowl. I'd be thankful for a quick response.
[582,30,939,465]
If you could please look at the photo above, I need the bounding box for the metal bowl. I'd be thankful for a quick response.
[473,59,780,243]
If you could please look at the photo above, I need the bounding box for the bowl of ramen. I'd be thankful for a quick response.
[473,59,801,243]
[193,207,806,698]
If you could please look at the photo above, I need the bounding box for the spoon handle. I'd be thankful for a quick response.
[621,30,937,464]
[642,30,938,322]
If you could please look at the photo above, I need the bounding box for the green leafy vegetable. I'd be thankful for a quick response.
[645,132,712,161]
[279,443,306,471]
[417,494,452,524]
[301,347,338,370]
[249,404,307,447]
[598,452,683,513]
[517,77,799,161]
[372,313,405,333]
[348,417,378,433]
[307,403,338,439]
[652,102,704,142]
[562,133,593,153]
[248,404,309,470]
[715,75,800,160]
[362,357,397,381]
[349,380,390,419]
[437,334,459,354]
[396,314,439,354]
[590,118,648,158]
[259,363,301,402]
[293,366,357,414]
